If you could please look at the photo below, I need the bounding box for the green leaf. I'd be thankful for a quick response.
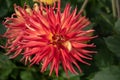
[114,18,120,34]
[105,18,120,58]
[0,53,15,80]
[105,36,120,57]
[62,71,80,80]
[20,0,34,7]
[0,23,6,35]
[20,71,34,80]
[0,0,13,18]
[91,66,120,80]
[94,38,114,69]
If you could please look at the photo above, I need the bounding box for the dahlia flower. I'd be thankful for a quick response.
[3,0,96,76]
[33,0,57,5]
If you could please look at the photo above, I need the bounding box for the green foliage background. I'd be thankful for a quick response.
[0,0,120,80]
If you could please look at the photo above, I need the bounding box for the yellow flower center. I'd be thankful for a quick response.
[51,34,65,45]
[49,33,72,52]
[33,0,57,5]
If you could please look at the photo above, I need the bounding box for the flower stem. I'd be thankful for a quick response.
[112,0,117,18]
[80,0,88,12]
[116,0,120,18]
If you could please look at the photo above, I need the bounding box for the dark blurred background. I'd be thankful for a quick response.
[0,0,120,80]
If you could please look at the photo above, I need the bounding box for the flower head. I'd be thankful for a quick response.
[3,0,96,76]
[33,0,57,5]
